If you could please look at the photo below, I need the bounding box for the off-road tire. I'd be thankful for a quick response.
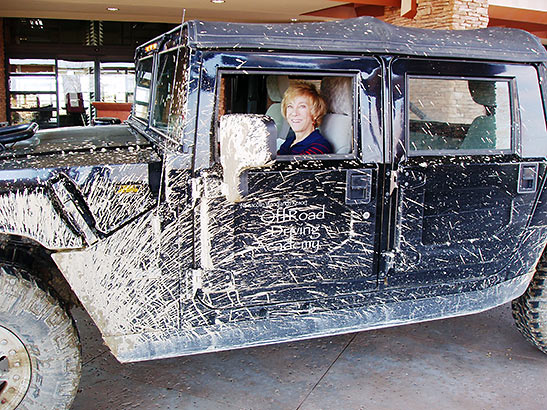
[512,253,547,354]
[0,263,81,409]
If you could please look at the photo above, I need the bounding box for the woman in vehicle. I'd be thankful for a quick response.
[278,82,333,155]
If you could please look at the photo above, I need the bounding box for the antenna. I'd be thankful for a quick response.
[178,8,186,47]
[155,7,188,215]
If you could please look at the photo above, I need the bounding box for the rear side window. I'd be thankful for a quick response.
[408,77,512,154]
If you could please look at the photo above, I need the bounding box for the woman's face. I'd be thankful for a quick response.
[285,95,315,137]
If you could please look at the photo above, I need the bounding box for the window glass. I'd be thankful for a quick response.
[408,78,511,153]
[7,18,174,47]
[8,59,58,127]
[10,97,57,127]
[10,93,57,109]
[219,73,355,156]
[100,62,135,103]
[10,110,57,126]
[152,50,177,131]
[9,59,55,74]
[7,58,136,128]
[150,47,189,140]
[134,57,154,121]
[57,60,94,118]
[9,76,56,92]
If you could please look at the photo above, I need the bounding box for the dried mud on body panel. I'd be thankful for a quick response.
[52,210,182,340]
[0,188,84,249]
[68,162,159,234]
[199,168,378,309]
[391,162,540,287]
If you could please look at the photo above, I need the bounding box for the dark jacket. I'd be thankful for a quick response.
[278,130,333,155]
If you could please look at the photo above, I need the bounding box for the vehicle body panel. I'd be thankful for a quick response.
[1,17,547,363]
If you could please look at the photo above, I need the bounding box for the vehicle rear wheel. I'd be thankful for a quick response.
[512,253,547,354]
[0,263,81,409]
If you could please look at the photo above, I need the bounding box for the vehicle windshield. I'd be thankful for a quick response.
[134,56,153,122]
[151,47,188,143]
[133,35,189,147]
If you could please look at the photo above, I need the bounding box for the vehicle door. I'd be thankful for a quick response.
[388,58,547,288]
[194,52,385,309]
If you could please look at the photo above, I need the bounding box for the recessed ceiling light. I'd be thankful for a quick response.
[107,7,119,11]
[211,0,225,4]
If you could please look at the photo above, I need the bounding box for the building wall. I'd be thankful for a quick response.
[383,0,489,30]
[0,18,6,123]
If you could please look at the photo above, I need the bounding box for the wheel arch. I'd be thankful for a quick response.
[0,233,81,308]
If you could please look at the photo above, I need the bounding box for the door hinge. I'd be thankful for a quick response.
[389,169,398,195]
[191,269,203,297]
[380,250,395,285]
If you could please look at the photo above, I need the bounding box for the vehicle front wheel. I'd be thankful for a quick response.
[512,253,547,354]
[0,263,81,409]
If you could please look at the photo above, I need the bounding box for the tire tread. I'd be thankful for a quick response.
[0,263,81,410]
[512,254,547,354]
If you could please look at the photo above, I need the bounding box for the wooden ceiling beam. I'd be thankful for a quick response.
[489,5,546,25]
[329,0,399,6]
[354,5,385,17]
[488,18,547,33]
[302,4,358,19]
[328,1,416,18]
[304,3,390,19]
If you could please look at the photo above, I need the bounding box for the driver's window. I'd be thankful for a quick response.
[218,73,355,157]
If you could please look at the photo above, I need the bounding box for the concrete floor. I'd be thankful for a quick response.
[71,303,547,410]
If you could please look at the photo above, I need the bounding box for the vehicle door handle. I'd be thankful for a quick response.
[518,163,539,194]
[346,169,372,205]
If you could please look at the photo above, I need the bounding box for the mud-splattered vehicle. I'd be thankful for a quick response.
[1,16,547,409]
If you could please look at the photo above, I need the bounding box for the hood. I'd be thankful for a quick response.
[2,124,149,156]
[0,125,158,170]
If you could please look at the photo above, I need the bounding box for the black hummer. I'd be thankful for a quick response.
[1,16,546,409]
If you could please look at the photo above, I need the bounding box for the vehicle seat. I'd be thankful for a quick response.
[265,75,290,149]
[320,77,353,154]
[460,116,496,149]
[460,81,497,150]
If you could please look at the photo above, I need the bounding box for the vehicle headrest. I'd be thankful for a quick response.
[468,80,496,108]
[266,75,290,103]
[320,77,352,115]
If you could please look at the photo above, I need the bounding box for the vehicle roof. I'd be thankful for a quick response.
[182,16,546,63]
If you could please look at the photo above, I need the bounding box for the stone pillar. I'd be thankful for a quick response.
[383,0,489,30]
[0,18,6,123]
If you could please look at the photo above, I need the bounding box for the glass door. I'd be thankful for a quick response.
[57,60,95,126]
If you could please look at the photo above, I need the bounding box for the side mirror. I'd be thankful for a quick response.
[219,114,277,202]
